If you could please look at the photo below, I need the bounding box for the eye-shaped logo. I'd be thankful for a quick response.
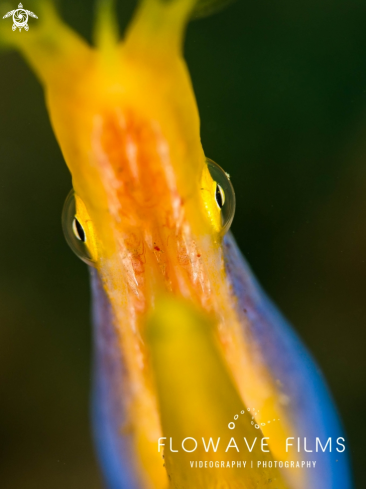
[228,408,281,430]
[2,3,38,32]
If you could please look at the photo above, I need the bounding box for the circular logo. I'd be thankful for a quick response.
[12,9,28,31]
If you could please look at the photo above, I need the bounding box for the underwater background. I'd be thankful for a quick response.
[0,0,365,487]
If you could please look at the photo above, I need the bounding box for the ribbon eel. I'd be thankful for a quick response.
[0,0,353,488]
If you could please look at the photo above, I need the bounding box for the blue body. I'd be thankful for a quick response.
[91,268,142,489]
[90,233,353,489]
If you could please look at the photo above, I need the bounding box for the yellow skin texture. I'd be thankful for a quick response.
[0,1,304,487]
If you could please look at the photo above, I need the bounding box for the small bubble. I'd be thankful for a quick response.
[241,410,244,414]
[234,415,238,420]
[255,424,260,429]
[261,423,266,426]
[228,422,235,430]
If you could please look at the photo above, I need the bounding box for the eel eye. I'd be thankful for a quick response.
[206,158,236,234]
[62,190,96,266]
[72,217,86,242]
[215,183,225,209]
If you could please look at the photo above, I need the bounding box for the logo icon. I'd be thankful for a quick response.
[228,408,280,430]
[2,3,38,31]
